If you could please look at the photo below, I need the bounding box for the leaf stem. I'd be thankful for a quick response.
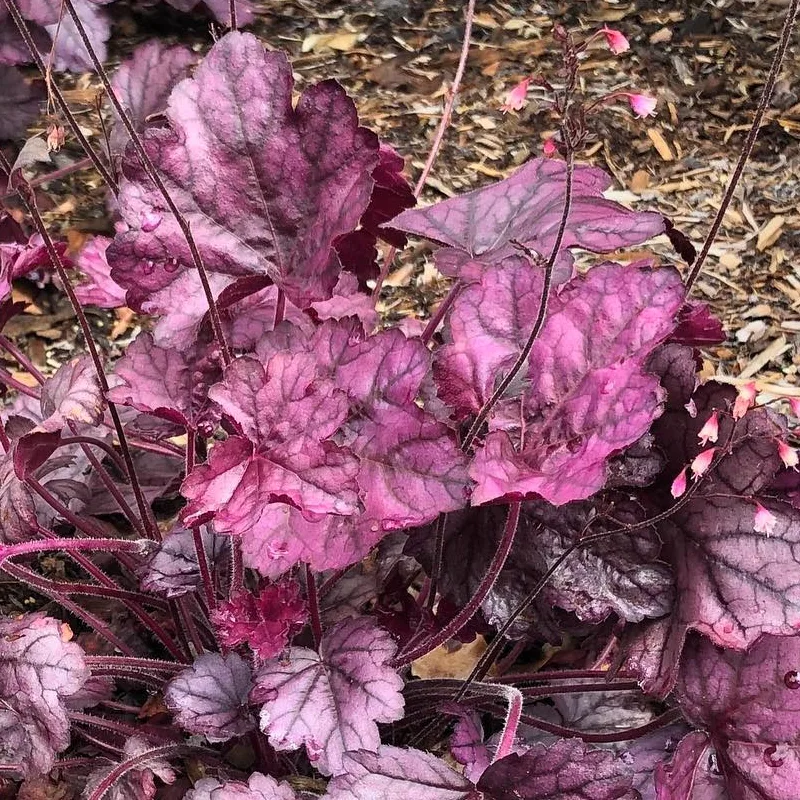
[186,428,216,611]
[306,564,323,649]
[492,686,523,762]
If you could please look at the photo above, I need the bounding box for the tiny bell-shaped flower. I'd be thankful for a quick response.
[671,467,688,498]
[778,440,799,470]
[626,93,657,118]
[501,77,531,113]
[690,447,716,478]
[754,502,778,536]
[542,137,558,157]
[600,26,630,54]
[698,410,719,446]
[733,381,757,420]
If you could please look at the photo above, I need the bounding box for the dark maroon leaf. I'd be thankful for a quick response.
[663,218,697,266]
[670,303,725,347]
[251,616,404,775]
[0,613,89,777]
[109,31,379,310]
[477,738,638,799]
[0,66,42,140]
[164,652,255,742]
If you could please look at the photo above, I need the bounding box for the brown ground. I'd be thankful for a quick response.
[7,0,800,402]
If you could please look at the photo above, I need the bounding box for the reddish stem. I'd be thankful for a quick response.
[306,564,323,649]
[0,536,144,562]
[420,280,463,345]
[393,502,520,666]
[493,686,523,762]
[186,429,216,611]
[371,0,477,300]
[0,366,40,397]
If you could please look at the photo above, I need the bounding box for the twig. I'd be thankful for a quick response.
[685,0,800,291]
[371,0,476,300]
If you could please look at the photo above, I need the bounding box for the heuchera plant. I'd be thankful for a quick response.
[0,1,799,798]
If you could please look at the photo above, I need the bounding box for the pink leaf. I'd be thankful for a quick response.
[0,613,89,777]
[391,158,664,285]
[164,653,255,742]
[109,40,197,157]
[654,731,726,800]
[326,745,478,800]
[251,616,404,775]
[106,332,221,433]
[38,355,104,433]
[468,261,684,505]
[211,580,307,660]
[185,774,298,800]
[108,31,379,310]
[73,236,127,308]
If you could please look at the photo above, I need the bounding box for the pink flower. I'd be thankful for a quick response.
[754,502,778,536]
[778,440,799,470]
[671,467,688,499]
[501,77,531,113]
[600,26,630,55]
[690,447,716,478]
[733,381,757,420]
[685,398,697,418]
[697,411,719,446]
[789,397,800,417]
[212,580,307,660]
[626,93,657,118]
[542,138,557,157]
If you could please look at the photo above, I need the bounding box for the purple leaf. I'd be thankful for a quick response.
[251,616,404,775]
[326,745,478,800]
[653,731,727,800]
[183,353,359,523]
[161,0,254,26]
[0,66,42,140]
[0,18,50,67]
[392,158,665,285]
[83,735,175,800]
[347,405,469,530]
[38,355,103,433]
[164,652,255,742]
[309,273,378,331]
[621,724,690,800]
[185,774,298,800]
[238,503,386,579]
[109,40,197,157]
[0,454,37,543]
[211,580,307,660]
[0,613,89,777]
[468,261,685,506]
[477,738,638,799]
[106,332,221,433]
[108,31,379,310]
[140,526,223,598]
[73,236,127,308]
[451,710,492,783]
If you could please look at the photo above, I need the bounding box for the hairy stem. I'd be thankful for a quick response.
[371,0,476,300]
[393,502,521,666]
[186,429,217,611]
[685,0,800,291]
[59,0,232,366]
[493,686,523,762]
